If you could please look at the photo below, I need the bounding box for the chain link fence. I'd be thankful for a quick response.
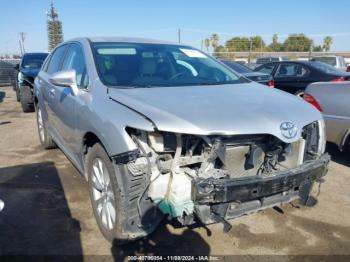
[0,59,19,86]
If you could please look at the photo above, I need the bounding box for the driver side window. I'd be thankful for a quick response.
[62,43,89,89]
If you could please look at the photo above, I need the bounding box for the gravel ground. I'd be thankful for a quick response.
[0,85,349,261]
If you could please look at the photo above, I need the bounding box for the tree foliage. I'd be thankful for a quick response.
[204,38,210,52]
[47,4,63,51]
[267,34,283,51]
[210,33,219,51]
[225,36,265,52]
[323,36,333,52]
[281,34,313,52]
[209,32,327,54]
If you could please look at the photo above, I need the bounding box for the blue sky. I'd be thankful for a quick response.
[0,0,349,54]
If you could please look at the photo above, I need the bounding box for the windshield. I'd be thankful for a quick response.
[310,61,344,74]
[311,57,337,66]
[22,54,48,69]
[92,42,244,87]
[221,60,253,74]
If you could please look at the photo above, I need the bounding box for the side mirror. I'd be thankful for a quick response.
[14,64,19,70]
[50,70,79,96]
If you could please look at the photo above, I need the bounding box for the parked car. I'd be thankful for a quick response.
[256,56,289,65]
[15,52,48,112]
[221,59,274,87]
[34,37,329,243]
[254,61,350,96]
[310,55,347,71]
[304,82,350,152]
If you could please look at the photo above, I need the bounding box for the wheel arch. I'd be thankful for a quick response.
[82,131,112,180]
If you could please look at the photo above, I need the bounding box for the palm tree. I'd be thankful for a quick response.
[323,36,333,52]
[210,33,219,52]
[204,38,210,52]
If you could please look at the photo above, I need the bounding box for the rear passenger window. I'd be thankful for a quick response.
[275,64,307,77]
[46,45,67,74]
[256,64,275,75]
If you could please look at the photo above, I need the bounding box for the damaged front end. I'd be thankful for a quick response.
[117,121,330,233]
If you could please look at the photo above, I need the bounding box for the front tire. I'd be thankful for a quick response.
[36,104,56,149]
[86,143,163,243]
[87,143,125,242]
[15,87,20,102]
[20,86,34,112]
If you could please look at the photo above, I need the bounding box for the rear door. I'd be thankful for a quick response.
[273,63,309,94]
[37,44,67,137]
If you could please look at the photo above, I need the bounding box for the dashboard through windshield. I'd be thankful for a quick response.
[92,42,245,87]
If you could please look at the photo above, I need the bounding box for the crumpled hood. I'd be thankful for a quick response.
[109,82,322,143]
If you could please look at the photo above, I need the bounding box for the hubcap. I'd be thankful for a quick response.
[37,109,45,142]
[91,158,116,230]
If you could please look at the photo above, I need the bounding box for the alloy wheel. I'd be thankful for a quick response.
[91,158,116,230]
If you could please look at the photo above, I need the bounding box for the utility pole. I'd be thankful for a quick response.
[19,32,26,54]
[178,28,181,43]
[18,40,23,56]
[201,39,203,51]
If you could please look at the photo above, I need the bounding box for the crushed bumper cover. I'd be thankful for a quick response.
[192,153,330,224]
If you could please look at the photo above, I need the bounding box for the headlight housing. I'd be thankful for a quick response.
[18,72,24,84]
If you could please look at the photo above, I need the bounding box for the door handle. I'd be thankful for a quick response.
[49,88,55,97]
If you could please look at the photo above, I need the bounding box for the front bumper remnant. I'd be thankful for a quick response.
[192,153,330,224]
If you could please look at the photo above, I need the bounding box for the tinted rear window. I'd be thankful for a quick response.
[22,54,48,69]
[312,57,336,66]
[310,61,345,74]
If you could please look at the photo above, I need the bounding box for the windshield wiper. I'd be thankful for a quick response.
[131,84,153,88]
[197,81,227,86]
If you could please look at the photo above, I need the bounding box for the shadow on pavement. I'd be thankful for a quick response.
[0,162,83,258]
[0,91,5,103]
[326,142,350,167]
[111,220,210,261]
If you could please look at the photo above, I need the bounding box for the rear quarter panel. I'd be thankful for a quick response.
[305,82,350,147]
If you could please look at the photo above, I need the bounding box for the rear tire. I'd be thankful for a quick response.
[36,104,56,149]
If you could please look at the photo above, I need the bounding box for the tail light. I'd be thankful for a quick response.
[267,79,274,87]
[330,77,345,82]
[347,66,350,72]
[304,93,322,112]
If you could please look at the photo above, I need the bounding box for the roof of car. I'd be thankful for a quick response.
[312,55,341,58]
[23,52,49,56]
[264,60,311,65]
[71,37,179,45]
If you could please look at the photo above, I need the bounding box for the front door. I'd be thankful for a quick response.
[53,42,89,159]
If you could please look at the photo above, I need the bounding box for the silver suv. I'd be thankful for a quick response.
[34,37,330,243]
[311,55,347,71]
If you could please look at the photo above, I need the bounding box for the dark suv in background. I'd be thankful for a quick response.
[14,52,48,112]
